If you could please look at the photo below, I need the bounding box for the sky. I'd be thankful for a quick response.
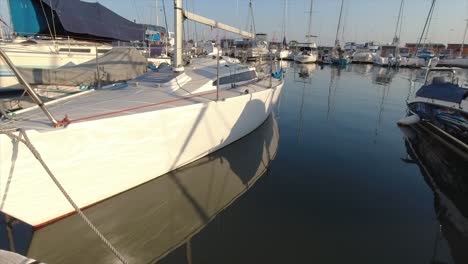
[1,0,468,46]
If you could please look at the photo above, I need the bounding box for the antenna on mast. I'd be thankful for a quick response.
[246,0,256,36]
[306,0,314,43]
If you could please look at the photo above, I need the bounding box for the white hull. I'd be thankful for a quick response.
[294,53,317,63]
[277,49,290,59]
[400,57,438,68]
[352,52,374,63]
[0,78,283,227]
[373,56,389,66]
[25,115,279,263]
[438,58,468,68]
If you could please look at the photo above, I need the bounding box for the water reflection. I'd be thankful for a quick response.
[372,67,397,85]
[293,63,317,80]
[401,126,468,264]
[350,64,373,76]
[0,115,280,264]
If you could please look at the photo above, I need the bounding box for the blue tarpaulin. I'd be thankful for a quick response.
[416,83,468,104]
[9,0,145,41]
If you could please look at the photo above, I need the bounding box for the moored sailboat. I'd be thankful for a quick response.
[0,0,284,229]
[330,0,350,65]
[294,0,318,64]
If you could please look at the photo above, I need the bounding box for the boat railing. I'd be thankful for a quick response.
[423,68,457,85]
[0,47,66,127]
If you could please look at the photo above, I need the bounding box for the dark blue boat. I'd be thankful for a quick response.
[400,68,468,149]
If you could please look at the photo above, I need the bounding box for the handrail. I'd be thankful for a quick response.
[0,47,65,127]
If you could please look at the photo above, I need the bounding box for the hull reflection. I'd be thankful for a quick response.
[402,125,468,264]
[1,115,280,264]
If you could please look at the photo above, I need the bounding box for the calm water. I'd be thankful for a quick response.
[1,63,467,264]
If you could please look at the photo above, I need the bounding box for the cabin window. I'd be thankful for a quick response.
[213,70,257,86]
[97,49,110,53]
[59,48,92,53]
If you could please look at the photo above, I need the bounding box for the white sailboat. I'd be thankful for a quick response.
[276,0,291,60]
[373,0,404,67]
[330,0,350,65]
[294,0,318,64]
[0,0,284,228]
[352,42,379,64]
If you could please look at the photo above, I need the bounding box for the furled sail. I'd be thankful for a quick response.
[8,0,145,41]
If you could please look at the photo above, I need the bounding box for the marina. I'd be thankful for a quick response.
[0,0,468,263]
[2,62,467,264]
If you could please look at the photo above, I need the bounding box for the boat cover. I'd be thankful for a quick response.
[17,47,147,86]
[9,0,145,41]
[416,83,468,104]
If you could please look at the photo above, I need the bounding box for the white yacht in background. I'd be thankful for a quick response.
[294,0,318,64]
[352,42,379,64]
[373,45,398,66]
[276,0,291,60]
[277,48,291,60]
[0,0,284,228]
[247,33,270,61]
[203,41,222,56]
[294,42,318,64]
[374,0,404,67]
[344,42,357,55]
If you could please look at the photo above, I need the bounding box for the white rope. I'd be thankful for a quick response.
[2,129,129,264]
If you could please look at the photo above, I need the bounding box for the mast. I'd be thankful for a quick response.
[335,0,344,46]
[460,19,468,57]
[415,0,436,54]
[392,0,404,45]
[172,0,253,72]
[248,0,256,36]
[173,0,184,72]
[306,0,313,43]
[155,0,159,25]
[282,0,287,42]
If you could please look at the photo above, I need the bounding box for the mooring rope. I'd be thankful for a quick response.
[2,129,129,264]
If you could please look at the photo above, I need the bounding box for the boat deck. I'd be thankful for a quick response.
[0,58,273,132]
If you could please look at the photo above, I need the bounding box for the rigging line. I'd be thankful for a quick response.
[423,1,436,46]
[282,0,287,40]
[398,0,404,41]
[341,0,349,44]
[49,0,57,39]
[162,0,169,56]
[394,0,404,41]
[132,0,142,24]
[184,0,190,41]
[335,0,344,46]
[250,1,256,36]
[192,0,198,42]
[38,0,55,40]
[306,0,313,42]
[415,0,436,53]
[245,1,251,33]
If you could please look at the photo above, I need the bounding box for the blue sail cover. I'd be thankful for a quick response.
[9,0,145,41]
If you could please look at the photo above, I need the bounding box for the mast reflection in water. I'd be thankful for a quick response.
[402,125,468,264]
[0,115,280,264]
